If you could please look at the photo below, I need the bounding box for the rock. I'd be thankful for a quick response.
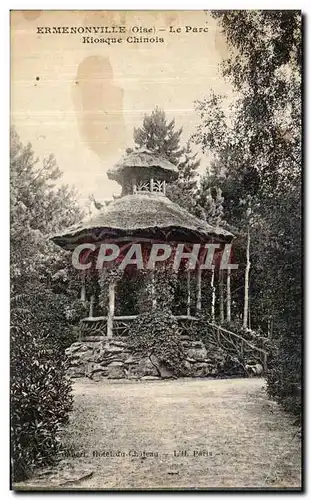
[139,358,159,376]
[85,362,103,376]
[186,345,208,361]
[109,351,130,362]
[141,375,161,381]
[78,351,94,363]
[110,340,126,347]
[182,360,191,371]
[64,337,239,380]
[245,363,263,376]
[195,362,209,368]
[65,344,81,356]
[192,363,212,377]
[192,361,219,378]
[107,365,125,379]
[70,358,83,367]
[93,353,113,364]
[124,355,139,365]
[193,341,204,348]
[107,361,124,367]
[102,343,124,353]
[90,368,108,381]
[99,358,121,366]
[66,367,85,378]
[125,357,159,377]
[254,363,263,375]
[59,470,94,486]
[149,354,174,379]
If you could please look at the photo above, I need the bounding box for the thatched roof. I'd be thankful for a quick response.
[51,193,233,249]
[107,148,179,183]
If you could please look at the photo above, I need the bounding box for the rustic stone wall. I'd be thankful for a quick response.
[65,337,232,380]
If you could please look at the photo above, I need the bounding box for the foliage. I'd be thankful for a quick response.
[166,140,200,212]
[133,107,199,213]
[266,333,302,422]
[128,308,185,376]
[10,128,84,481]
[133,106,183,165]
[193,11,301,418]
[127,266,183,375]
[11,304,73,481]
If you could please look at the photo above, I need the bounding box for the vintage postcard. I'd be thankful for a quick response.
[10,10,302,491]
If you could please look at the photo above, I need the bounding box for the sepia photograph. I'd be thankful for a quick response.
[10,9,302,491]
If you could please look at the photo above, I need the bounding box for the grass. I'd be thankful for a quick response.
[15,378,301,490]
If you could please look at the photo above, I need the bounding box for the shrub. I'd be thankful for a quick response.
[64,298,89,327]
[265,330,301,424]
[128,308,185,376]
[10,295,73,482]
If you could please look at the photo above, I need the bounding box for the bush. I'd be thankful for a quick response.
[266,331,301,424]
[128,308,185,376]
[29,290,82,350]
[10,296,73,482]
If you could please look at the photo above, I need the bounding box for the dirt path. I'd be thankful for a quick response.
[18,378,302,490]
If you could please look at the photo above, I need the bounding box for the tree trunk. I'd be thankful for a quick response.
[226,268,231,323]
[211,268,215,323]
[243,225,251,329]
[219,269,224,323]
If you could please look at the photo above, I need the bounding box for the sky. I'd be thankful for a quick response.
[11,10,233,207]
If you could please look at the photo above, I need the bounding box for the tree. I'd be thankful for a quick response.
[193,11,301,418]
[196,164,228,323]
[133,107,200,212]
[10,128,85,480]
[134,106,183,165]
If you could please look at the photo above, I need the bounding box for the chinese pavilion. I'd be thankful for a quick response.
[51,148,234,340]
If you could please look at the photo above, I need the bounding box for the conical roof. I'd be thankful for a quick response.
[51,193,233,249]
[107,148,179,183]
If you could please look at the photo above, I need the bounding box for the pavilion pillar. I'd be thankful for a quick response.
[211,268,216,322]
[89,295,94,318]
[226,269,231,323]
[196,267,202,313]
[151,267,156,309]
[187,269,191,316]
[107,280,116,338]
[219,269,224,323]
[80,279,86,303]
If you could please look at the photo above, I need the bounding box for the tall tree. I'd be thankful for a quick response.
[134,106,183,165]
[133,107,200,212]
[10,128,85,479]
[197,165,228,323]
[193,11,301,418]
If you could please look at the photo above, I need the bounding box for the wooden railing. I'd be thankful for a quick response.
[78,315,269,370]
[79,315,200,340]
[206,322,269,370]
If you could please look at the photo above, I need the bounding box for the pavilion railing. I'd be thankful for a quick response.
[79,315,199,340]
[78,315,269,370]
[206,323,269,370]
